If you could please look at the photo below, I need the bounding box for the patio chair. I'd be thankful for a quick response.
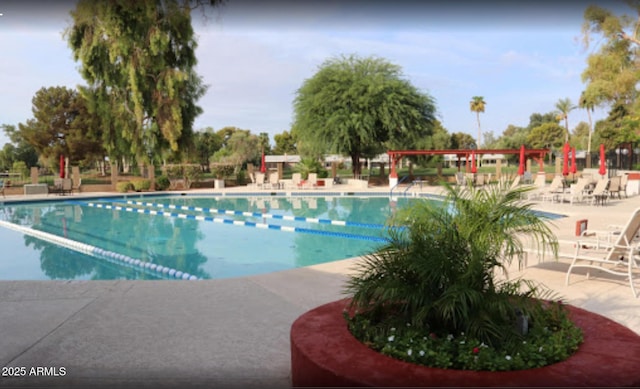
[290,173,303,189]
[584,178,610,206]
[254,173,265,189]
[61,178,73,195]
[523,173,547,200]
[621,174,629,198]
[305,173,318,189]
[0,180,4,197]
[608,175,622,199]
[566,207,640,297]
[561,177,589,205]
[264,172,279,190]
[540,176,566,202]
[455,172,466,186]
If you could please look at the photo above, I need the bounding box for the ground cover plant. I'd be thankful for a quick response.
[344,182,583,371]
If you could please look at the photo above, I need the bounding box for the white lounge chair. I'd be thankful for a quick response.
[584,178,609,206]
[304,173,318,189]
[523,173,547,200]
[540,176,566,202]
[254,173,265,189]
[561,177,589,205]
[566,207,640,297]
[621,174,629,198]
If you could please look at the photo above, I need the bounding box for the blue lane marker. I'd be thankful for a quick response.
[0,219,198,280]
[118,199,391,230]
[82,201,390,243]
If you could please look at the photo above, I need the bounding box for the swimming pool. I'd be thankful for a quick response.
[0,195,414,281]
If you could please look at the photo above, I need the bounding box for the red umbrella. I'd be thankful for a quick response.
[471,150,477,174]
[59,155,65,178]
[518,145,525,176]
[562,143,569,177]
[570,147,577,175]
[598,144,606,177]
[260,150,266,173]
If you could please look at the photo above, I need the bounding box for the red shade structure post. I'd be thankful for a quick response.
[562,143,569,177]
[599,144,607,177]
[518,145,525,176]
[59,155,65,179]
[570,147,577,175]
[471,150,477,174]
[260,149,266,173]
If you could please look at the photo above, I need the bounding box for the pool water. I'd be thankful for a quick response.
[0,195,416,281]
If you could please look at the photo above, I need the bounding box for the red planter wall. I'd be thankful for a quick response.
[291,299,640,387]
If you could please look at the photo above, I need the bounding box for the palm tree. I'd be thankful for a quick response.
[345,182,558,346]
[579,92,596,167]
[469,96,486,148]
[555,98,576,143]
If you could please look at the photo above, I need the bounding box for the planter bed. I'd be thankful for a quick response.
[291,298,640,387]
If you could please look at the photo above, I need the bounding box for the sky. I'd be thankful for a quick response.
[0,0,630,149]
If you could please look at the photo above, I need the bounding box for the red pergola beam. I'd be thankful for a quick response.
[387,148,549,179]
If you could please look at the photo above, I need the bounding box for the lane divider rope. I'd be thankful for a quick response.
[83,201,389,243]
[0,219,199,280]
[120,199,389,230]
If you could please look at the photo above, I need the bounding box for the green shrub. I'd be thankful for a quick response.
[344,182,581,371]
[131,179,151,191]
[116,181,133,193]
[236,170,246,185]
[155,175,170,191]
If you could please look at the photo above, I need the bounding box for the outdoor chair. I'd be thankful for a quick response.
[523,173,547,200]
[584,178,610,206]
[566,207,640,297]
[608,175,622,199]
[561,177,589,205]
[254,173,265,189]
[540,176,566,202]
[0,180,4,197]
[621,174,629,198]
[304,173,318,189]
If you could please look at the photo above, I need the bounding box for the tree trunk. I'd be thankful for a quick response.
[352,152,361,179]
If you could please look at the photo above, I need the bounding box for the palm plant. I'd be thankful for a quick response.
[469,96,486,148]
[555,97,576,143]
[345,181,558,347]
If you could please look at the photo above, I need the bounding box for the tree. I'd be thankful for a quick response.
[470,96,486,147]
[211,129,259,172]
[527,122,565,162]
[527,112,558,130]
[346,183,558,348]
[292,54,436,178]
[579,90,597,159]
[0,124,38,170]
[555,98,576,142]
[66,1,219,161]
[191,127,222,171]
[581,3,640,111]
[273,130,297,155]
[450,132,476,150]
[17,86,105,169]
[571,121,592,150]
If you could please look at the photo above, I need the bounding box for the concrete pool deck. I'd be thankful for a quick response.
[0,183,639,388]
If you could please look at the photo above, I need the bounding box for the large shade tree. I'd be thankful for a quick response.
[581,3,640,150]
[293,54,437,178]
[65,0,220,163]
[17,86,105,169]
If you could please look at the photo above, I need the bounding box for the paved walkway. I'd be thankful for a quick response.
[0,183,638,388]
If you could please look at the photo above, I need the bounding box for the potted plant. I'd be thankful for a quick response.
[290,182,640,386]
